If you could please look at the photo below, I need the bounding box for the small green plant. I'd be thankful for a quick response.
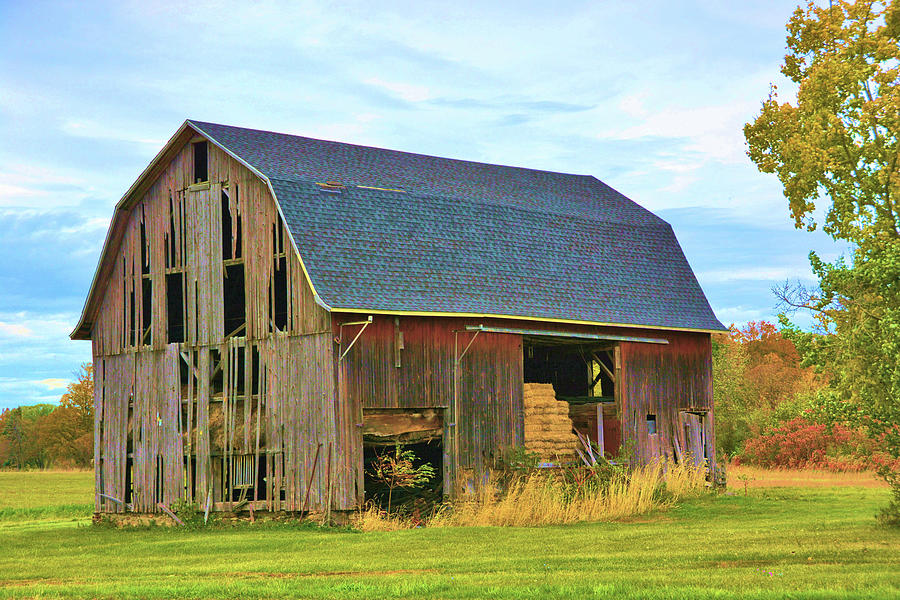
[614,439,637,465]
[169,498,205,527]
[499,445,540,473]
[735,473,754,497]
[368,444,436,514]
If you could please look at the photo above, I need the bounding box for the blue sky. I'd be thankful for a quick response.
[0,0,846,410]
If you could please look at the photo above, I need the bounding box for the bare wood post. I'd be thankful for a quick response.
[203,487,212,524]
[597,404,605,459]
[322,442,332,525]
[157,502,184,526]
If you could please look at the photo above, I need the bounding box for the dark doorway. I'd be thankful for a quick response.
[363,438,443,514]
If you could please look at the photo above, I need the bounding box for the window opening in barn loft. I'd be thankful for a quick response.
[221,189,242,260]
[270,217,288,331]
[141,276,152,344]
[166,273,184,343]
[647,414,658,435]
[139,216,150,276]
[223,263,246,338]
[126,264,136,346]
[139,211,152,345]
[166,194,177,269]
[193,141,208,183]
[271,256,288,331]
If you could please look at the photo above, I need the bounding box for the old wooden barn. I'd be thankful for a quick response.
[72,120,726,516]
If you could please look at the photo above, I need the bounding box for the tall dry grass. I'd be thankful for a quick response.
[351,503,418,532]
[352,459,709,531]
[430,458,708,528]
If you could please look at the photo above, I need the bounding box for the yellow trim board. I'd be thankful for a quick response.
[328,307,725,334]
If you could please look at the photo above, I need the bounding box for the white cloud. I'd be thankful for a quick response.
[0,322,33,338]
[37,378,68,390]
[698,265,816,283]
[61,120,166,146]
[0,164,93,209]
[363,78,432,103]
[713,305,768,326]
[603,100,754,166]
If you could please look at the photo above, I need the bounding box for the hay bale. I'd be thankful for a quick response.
[522,382,579,462]
[185,402,264,453]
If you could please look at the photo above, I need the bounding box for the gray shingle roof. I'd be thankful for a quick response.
[191,120,725,332]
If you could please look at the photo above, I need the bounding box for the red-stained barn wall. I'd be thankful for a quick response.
[334,313,715,488]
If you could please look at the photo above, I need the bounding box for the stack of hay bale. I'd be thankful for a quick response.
[523,383,579,462]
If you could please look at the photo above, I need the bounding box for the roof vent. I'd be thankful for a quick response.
[316,181,345,193]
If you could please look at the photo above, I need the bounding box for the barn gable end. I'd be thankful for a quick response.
[85,126,356,514]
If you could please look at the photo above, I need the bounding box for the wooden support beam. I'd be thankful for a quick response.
[593,352,615,383]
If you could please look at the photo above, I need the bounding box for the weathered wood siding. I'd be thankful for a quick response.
[91,130,351,513]
[91,139,326,356]
[336,315,524,486]
[619,331,715,470]
[340,317,454,409]
[456,331,524,476]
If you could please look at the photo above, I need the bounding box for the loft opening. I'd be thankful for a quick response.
[193,140,208,183]
[223,264,246,337]
[221,188,246,338]
[221,189,242,260]
[166,273,184,343]
[139,208,151,345]
[271,216,288,331]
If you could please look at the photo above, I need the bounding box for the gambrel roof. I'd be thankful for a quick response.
[72,120,725,339]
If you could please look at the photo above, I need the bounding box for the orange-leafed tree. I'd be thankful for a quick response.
[41,364,94,468]
[713,321,823,457]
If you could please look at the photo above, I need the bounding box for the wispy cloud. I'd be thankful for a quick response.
[37,378,68,390]
[363,78,432,103]
[61,119,166,146]
[0,322,33,338]
[698,265,817,283]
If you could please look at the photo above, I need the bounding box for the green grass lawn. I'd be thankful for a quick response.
[0,471,898,599]
[0,470,93,521]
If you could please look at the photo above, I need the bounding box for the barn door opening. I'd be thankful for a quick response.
[361,409,444,511]
[523,338,620,460]
[679,410,707,466]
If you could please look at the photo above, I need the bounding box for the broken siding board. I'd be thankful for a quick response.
[93,357,104,512]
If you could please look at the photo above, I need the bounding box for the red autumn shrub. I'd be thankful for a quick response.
[740,417,898,471]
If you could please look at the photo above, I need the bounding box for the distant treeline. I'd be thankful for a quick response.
[714,322,897,472]
[0,365,93,469]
